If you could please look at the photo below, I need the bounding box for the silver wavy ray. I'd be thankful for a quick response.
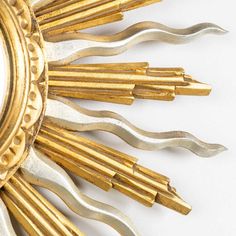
[31,0,55,11]
[45,21,227,65]
[21,148,140,236]
[0,198,17,236]
[45,96,226,157]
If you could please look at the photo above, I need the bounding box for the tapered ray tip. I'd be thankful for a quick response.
[181,203,192,215]
[174,132,227,158]
[206,143,228,157]
[202,23,228,35]
[193,143,227,158]
[161,184,192,215]
[176,75,212,96]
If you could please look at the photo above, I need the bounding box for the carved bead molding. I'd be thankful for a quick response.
[0,0,47,186]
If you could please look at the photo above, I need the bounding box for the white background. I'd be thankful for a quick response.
[12,0,236,235]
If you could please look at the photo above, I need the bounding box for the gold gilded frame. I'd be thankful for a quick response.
[0,0,47,187]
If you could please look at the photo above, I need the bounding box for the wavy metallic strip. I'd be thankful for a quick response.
[45,96,226,157]
[21,148,140,236]
[0,198,17,236]
[31,0,56,11]
[45,21,226,65]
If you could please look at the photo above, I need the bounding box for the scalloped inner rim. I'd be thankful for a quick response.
[0,28,8,122]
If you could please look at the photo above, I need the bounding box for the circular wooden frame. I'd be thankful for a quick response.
[0,0,48,187]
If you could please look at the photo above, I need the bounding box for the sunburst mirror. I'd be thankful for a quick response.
[0,0,227,235]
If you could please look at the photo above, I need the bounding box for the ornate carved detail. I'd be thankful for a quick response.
[0,0,47,186]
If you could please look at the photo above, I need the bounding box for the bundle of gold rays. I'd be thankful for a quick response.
[35,0,161,37]
[0,0,227,235]
[36,119,191,214]
[1,173,84,236]
[48,63,210,104]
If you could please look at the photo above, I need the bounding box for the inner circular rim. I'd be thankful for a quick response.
[0,24,11,124]
[0,2,30,176]
[0,0,48,186]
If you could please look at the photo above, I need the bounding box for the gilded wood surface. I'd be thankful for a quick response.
[0,0,47,186]
[48,63,211,104]
[1,172,84,236]
[36,120,191,215]
[35,0,161,38]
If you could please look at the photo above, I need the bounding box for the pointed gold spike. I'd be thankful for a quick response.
[48,62,211,104]
[0,173,84,236]
[35,120,191,215]
[35,0,161,37]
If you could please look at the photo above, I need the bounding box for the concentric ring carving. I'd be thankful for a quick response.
[0,0,47,186]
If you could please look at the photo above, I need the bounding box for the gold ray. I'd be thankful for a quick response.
[48,62,211,104]
[35,0,161,37]
[1,172,84,236]
[0,0,228,235]
[35,120,191,215]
